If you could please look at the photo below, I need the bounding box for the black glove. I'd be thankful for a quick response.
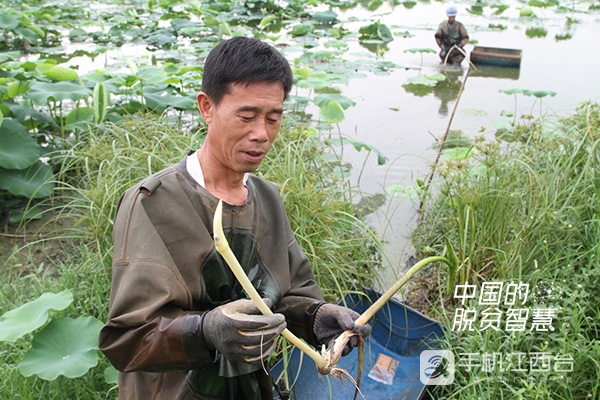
[203,298,286,365]
[313,303,372,356]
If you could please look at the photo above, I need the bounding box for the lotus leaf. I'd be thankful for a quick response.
[0,118,41,170]
[313,10,338,24]
[144,92,197,111]
[9,205,43,223]
[460,108,488,116]
[0,160,55,198]
[296,76,330,89]
[359,21,394,43]
[314,94,356,110]
[319,100,345,124]
[291,22,314,36]
[292,66,311,80]
[519,6,536,17]
[324,40,348,49]
[66,107,95,130]
[493,120,513,128]
[7,81,29,98]
[404,48,437,54]
[260,15,276,27]
[0,14,20,30]
[18,316,104,380]
[385,184,420,199]
[26,81,92,104]
[0,291,73,343]
[499,88,527,95]
[137,66,169,85]
[15,27,42,43]
[105,365,119,384]
[407,76,438,87]
[523,90,556,98]
[427,73,446,82]
[330,137,388,165]
[0,51,20,64]
[443,147,476,161]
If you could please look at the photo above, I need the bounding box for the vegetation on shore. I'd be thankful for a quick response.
[411,102,600,399]
[0,114,383,398]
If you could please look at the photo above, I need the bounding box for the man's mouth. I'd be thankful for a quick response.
[242,151,265,162]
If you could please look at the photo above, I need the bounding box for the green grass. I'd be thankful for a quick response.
[0,113,384,398]
[413,102,600,399]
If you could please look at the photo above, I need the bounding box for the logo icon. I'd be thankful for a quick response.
[420,350,455,385]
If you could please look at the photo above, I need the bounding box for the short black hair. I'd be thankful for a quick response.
[201,37,294,106]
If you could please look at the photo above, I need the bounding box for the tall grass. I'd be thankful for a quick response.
[0,113,384,398]
[413,102,600,399]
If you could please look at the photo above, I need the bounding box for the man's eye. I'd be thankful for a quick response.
[240,116,254,122]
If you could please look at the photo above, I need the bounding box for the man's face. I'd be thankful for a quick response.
[448,16,456,23]
[197,81,284,175]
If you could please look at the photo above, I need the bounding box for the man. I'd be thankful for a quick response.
[99,36,371,400]
[434,5,469,66]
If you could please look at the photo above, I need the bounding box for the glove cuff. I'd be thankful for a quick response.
[181,312,219,368]
[304,301,326,347]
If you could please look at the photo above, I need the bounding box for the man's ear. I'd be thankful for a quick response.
[197,92,213,123]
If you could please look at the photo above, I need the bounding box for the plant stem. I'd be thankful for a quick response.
[213,200,326,369]
[356,256,450,325]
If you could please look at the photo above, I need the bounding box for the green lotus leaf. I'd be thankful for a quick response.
[137,66,168,85]
[0,14,20,30]
[385,184,420,198]
[42,65,78,82]
[407,76,438,87]
[0,291,73,342]
[330,137,389,165]
[523,90,557,98]
[314,94,356,110]
[0,160,56,198]
[66,107,95,130]
[426,73,446,82]
[323,40,348,49]
[9,205,43,223]
[319,100,345,124]
[443,147,476,161]
[291,22,314,36]
[493,119,513,128]
[313,10,338,24]
[296,76,330,89]
[105,365,119,384]
[460,108,488,116]
[18,316,104,380]
[404,48,437,54]
[499,88,527,95]
[0,118,41,169]
[143,92,197,111]
[26,81,92,104]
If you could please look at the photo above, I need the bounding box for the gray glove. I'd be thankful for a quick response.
[313,303,372,356]
[203,298,286,365]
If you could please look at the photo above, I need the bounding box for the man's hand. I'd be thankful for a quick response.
[313,303,372,356]
[203,299,286,365]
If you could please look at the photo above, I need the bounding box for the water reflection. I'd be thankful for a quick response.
[433,66,465,116]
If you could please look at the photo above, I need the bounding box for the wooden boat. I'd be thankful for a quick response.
[470,46,523,68]
[271,288,447,399]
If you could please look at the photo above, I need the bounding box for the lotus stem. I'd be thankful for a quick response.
[213,200,326,369]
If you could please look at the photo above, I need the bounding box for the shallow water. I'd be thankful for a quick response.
[314,1,600,281]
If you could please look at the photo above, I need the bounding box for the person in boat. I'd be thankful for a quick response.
[98,36,371,400]
[435,5,470,66]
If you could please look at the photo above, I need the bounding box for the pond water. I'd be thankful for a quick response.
[300,0,600,282]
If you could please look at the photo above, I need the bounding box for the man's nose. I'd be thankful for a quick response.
[249,119,269,142]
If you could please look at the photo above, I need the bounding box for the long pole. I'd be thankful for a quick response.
[418,63,472,216]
